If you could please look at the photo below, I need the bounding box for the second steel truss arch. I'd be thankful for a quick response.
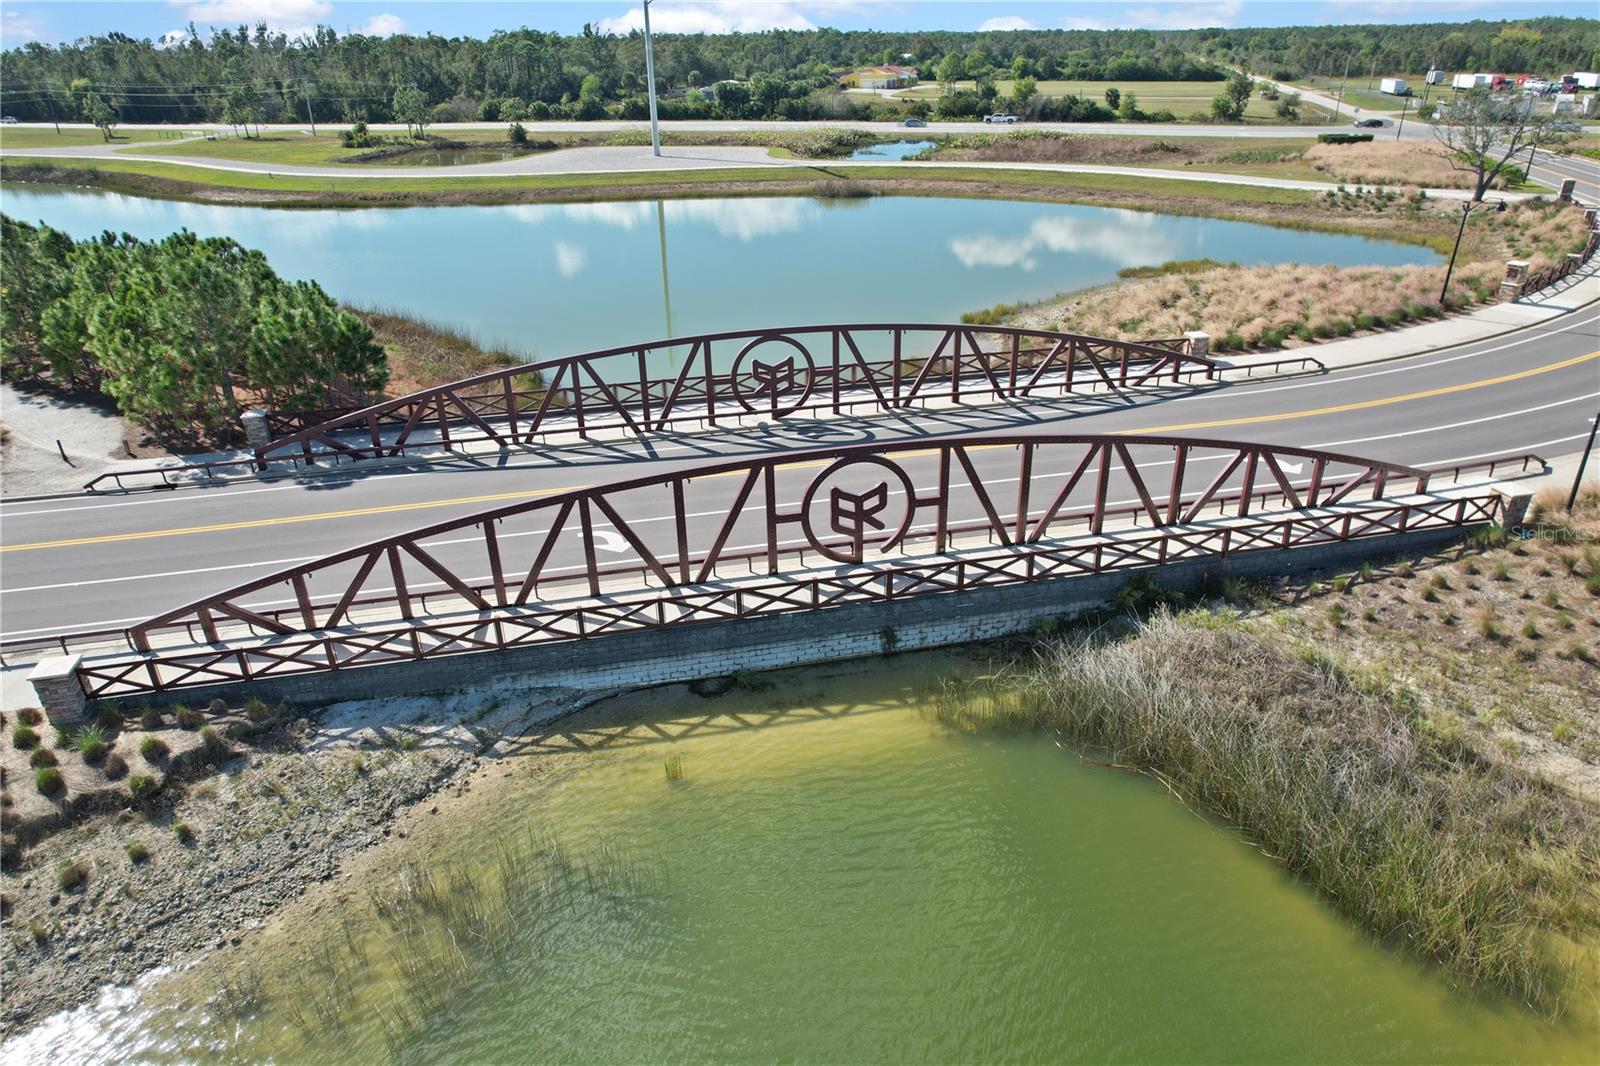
[257,324,1218,463]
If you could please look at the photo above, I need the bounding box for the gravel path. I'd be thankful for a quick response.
[0,385,140,497]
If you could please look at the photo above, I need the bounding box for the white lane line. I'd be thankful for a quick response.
[1307,391,1600,450]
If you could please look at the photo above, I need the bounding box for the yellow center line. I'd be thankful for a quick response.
[0,486,571,554]
[4,349,1596,554]
[1117,349,1600,435]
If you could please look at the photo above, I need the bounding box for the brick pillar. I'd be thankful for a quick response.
[28,656,87,724]
[1558,178,1576,202]
[1584,209,1597,228]
[240,409,272,451]
[1494,488,1532,529]
[1183,330,1211,359]
[1498,260,1530,302]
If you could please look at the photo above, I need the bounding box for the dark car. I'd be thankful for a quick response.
[902,117,928,127]
[1352,118,1386,128]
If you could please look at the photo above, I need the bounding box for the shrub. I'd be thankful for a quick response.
[206,698,228,716]
[57,861,88,891]
[35,767,63,796]
[17,708,43,726]
[200,725,228,756]
[103,752,128,779]
[93,706,124,732]
[1522,619,1541,640]
[75,725,110,764]
[175,705,201,729]
[11,725,39,750]
[663,754,686,781]
[139,707,164,730]
[508,120,528,144]
[28,747,57,769]
[243,698,273,723]
[126,842,150,865]
[1316,132,1374,144]
[140,736,169,761]
[128,773,159,805]
[173,822,195,845]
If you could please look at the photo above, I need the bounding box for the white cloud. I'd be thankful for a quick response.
[1060,1,1243,31]
[950,211,1176,271]
[155,27,193,48]
[356,12,406,37]
[175,1,332,39]
[979,16,1036,32]
[559,198,816,241]
[554,241,589,278]
[597,2,887,35]
[1,7,46,43]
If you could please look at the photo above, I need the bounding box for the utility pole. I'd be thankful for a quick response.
[1567,408,1599,512]
[1395,96,1409,140]
[642,0,661,157]
[302,81,317,136]
[1439,200,1476,305]
[1335,54,1351,118]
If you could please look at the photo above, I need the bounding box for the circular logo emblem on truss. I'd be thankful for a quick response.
[730,334,816,418]
[800,455,917,564]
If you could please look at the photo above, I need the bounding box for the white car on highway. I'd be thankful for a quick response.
[982,113,1019,124]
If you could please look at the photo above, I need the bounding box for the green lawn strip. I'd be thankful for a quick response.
[895,78,1327,121]
[0,127,167,148]
[1,154,1323,205]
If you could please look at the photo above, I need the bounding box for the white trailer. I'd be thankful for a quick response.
[1570,72,1600,89]
[1451,72,1487,89]
[1379,77,1408,95]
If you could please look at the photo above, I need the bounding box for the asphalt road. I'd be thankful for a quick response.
[3,303,1596,640]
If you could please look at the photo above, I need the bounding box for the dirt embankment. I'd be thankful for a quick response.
[0,684,598,1036]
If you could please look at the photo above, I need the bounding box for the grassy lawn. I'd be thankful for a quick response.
[122,128,546,166]
[1,154,1322,208]
[1289,74,1429,114]
[0,127,168,148]
[894,79,1328,121]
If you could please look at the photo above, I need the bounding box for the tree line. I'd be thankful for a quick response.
[1,18,1590,128]
[1,217,387,439]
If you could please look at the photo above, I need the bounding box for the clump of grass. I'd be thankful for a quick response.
[663,754,687,782]
[922,611,1600,1017]
[1522,619,1541,641]
[127,773,159,806]
[199,724,229,758]
[174,704,201,729]
[173,822,196,845]
[1492,561,1512,582]
[126,841,150,865]
[92,706,124,732]
[1552,722,1575,744]
[140,736,169,761]
[17,708,43,726]
[244,698,273,723]
[28,747,57,769]
[11,725,39,750]
[75,724,110,763]
[57,861,88,891]
[1462,559,1481,576]
[139,707,164,730]
[1327,603,1347,628]
[1430,573,1451,591]
[34,767,63,796]
[1479,613,1507,642]
[102,752,128,779]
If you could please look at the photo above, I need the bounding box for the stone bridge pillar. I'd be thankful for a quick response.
[1557,178,1576,202]
[1183,330,1211,359]
[240,409,272,452]
[28,656,87,724]
[1498,260,1530,302]
[1494,487,1533,530]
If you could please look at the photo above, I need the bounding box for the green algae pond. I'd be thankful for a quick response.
[10,652,1594,1064]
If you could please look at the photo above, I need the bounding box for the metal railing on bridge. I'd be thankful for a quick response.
[256,324,1220,464]
[48,435,1523,699]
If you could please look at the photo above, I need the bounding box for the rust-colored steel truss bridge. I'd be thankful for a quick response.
[257,324,1221,463]
[60,434,1521,699]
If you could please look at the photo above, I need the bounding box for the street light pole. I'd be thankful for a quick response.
[642,0,661,157]
[1567,407,1600,512]
[1439,200,1475,306]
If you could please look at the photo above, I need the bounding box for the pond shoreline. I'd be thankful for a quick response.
[0,159,1452,254]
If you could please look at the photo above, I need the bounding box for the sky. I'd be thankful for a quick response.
[2,1,1595,49]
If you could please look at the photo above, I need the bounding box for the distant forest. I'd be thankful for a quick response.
[1,17,1595,125]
